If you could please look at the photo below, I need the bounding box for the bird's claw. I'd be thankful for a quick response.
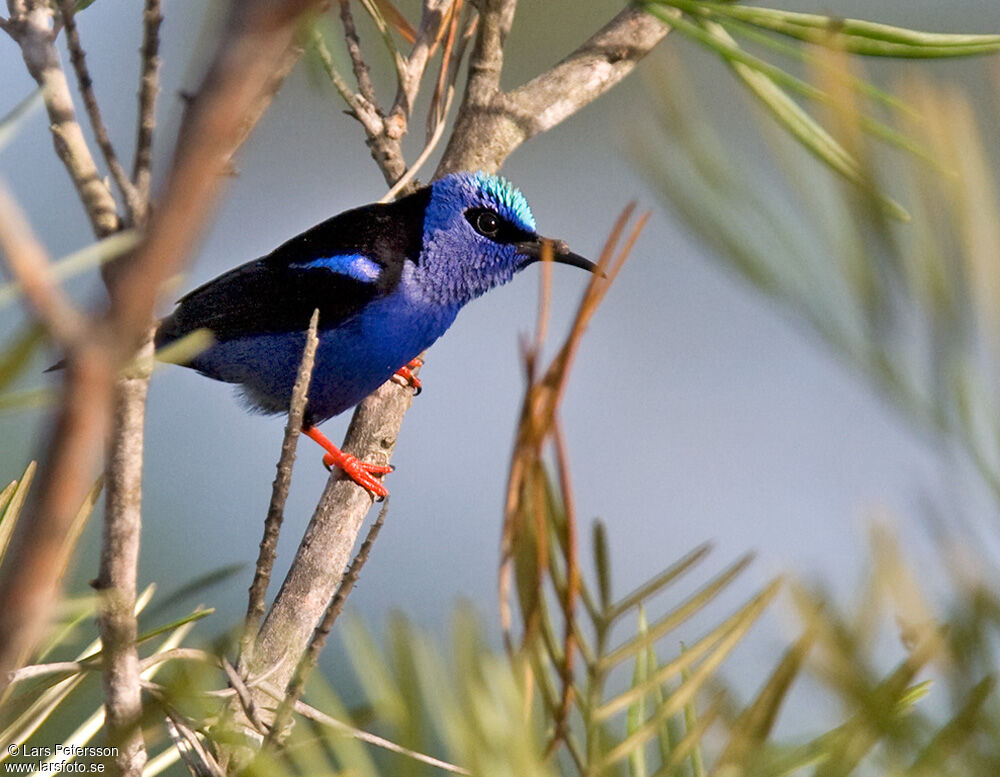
[304,425,393,499]
[322,451,393,499]
[391,358,423,395]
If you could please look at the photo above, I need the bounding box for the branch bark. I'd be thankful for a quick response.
[3,3,120,236]
[132,0,162,214]
[96,339,152,777]
[57,0,143,224]
[248,379,415,687]
[437,4,673,175]
[91,6,162,762]
[267,500,388,744]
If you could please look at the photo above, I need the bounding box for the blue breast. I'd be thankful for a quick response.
[187,286,459,423]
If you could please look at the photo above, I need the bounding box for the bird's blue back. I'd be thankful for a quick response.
[156,172,541,424]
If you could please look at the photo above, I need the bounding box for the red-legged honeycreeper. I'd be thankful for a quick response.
[155,171,595,497]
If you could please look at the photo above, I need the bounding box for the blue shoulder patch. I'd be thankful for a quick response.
[293,254,382,283]
[473,172,536,232]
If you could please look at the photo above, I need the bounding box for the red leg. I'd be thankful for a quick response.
[302,425,393,499]
[391,357,424,395]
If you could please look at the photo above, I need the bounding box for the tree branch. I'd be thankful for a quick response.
[509,5,675,138]
[132,0,162,214]
[5,3,120,236]
[249,378,416,693]
[0,0,322,697]
[104,0,321,346]
[241,310,320,662]
[323,1,467,187]
[57,0,142,224]
[339,0,378,107]
[267,500,388,744]
[437,4,673,175]
[311,26,385,146]
[390,0,450,121]
[96,337,153,777]
[461,0,514,107]
[98,9,319,756]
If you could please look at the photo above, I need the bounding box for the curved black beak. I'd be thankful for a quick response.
[516,237,597,273]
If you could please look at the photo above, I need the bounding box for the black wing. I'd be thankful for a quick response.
[154,258,378,347]
[155,187,431,347]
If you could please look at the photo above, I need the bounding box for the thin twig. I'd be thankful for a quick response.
[551,417,579,748]
[391,0,450,120]
[311,24,383,137]
[5,4,120,235]
[359,0,408,96]
[132,0,162,215]
[7,659,92,683]
[311,26,357,104]
[93,0,162,749]
[139,647,219,671]
[266,500,388,744]
[223,657,268,735]
[333,0,410,184]
[378,99,450,202]
[5,648,215,690]
[293,699,472,775]
[339,0,378,106]
[164,711,226,777]
[241,310,320,663]
[57,0,141,223]
[241,670,472,774]
[426,0,462,138]
[144,679,235,698]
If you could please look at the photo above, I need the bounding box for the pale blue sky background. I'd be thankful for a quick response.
[2,0,999,723]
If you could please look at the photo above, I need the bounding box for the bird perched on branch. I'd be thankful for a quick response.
[156,171,595,497]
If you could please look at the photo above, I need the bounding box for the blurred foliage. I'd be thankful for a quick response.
[636,44,1000,508]
[5,458,1000,776]
[642,1,1000,220]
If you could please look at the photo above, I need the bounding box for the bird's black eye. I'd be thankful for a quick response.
[468,209,500,238]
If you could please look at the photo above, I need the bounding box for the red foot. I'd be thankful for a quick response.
[302,426,392,499]
[391,357,423,395]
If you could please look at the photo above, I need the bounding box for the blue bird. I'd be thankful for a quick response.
[156,171,595,497]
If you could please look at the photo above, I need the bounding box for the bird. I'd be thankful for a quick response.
[155,171,595,498]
